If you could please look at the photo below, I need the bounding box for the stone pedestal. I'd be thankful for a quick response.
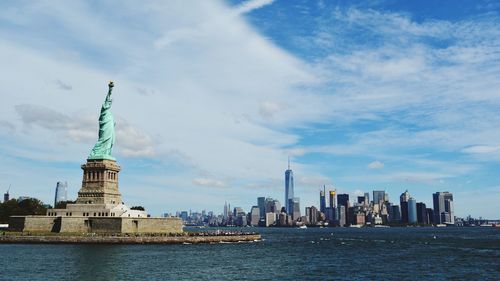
[76,159,122,205]
[10,157,183,234]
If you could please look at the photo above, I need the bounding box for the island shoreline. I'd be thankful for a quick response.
[0,234,261,245]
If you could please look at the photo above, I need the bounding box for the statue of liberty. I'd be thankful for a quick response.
[88,81,116,160]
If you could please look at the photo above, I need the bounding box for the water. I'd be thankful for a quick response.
[1,227,499,280]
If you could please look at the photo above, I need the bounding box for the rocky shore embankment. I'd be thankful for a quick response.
[0,233,261,244]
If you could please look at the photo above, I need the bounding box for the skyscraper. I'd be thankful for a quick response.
[233,207,246,227]
[373,190,385,205]
[180,211,188,221]
[408,197,417,224]
[307,206,318,225]
[364,192,370,205]
[426,208,434,224]
[233,207,244,218]
[390,205,401,222]
[54,181,68,207]
[289,197,301,220]
[3,190,9,202]
[319,188,326,213]
[265,198,281,214]
[338,205,346,227]
[257,197,265,220]
[325,207,336,223]
[223,201,228,220]
[329,190,336,208]
[433,192,454,225]
[263,198,280,226]
[250,206,260,226]
[337,194,349,226]
[416,202,428,224]
[284,158,294,215]
[337,194,349,209]
[400,190,410,224]
[444,199,454,224]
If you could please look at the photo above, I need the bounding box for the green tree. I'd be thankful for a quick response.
[0,198,48,223]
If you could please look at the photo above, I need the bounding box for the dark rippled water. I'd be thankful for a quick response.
[1,227,499,280]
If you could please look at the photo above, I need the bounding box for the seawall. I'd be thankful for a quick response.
[0,234,261,244]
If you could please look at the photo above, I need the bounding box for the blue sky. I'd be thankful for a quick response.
[0,0,499,218]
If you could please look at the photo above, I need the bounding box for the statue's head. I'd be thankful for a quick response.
[109,81,114,88]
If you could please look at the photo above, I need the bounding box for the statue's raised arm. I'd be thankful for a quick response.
[103,81,114,109]
[88,81,116,160]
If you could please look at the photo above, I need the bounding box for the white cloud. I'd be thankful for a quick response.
[461,145,500,154]
[296,175,332,187]
[352,189,364,197]
[390,172,452,184]
[234,0,275,14]
[115,118,156,157]
[154,27,200,49]
[368,160,384,169]
[259,101,283,120]
[192,177,228,188]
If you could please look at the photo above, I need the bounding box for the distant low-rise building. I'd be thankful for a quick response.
[353,212,365,225]
[373,215,383,225]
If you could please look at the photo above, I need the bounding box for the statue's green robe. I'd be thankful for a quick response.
[88,86,115,160]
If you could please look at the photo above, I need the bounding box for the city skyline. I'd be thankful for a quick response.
[2,156,495,220]
[172,186,496,228]
[0,0,499,218]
